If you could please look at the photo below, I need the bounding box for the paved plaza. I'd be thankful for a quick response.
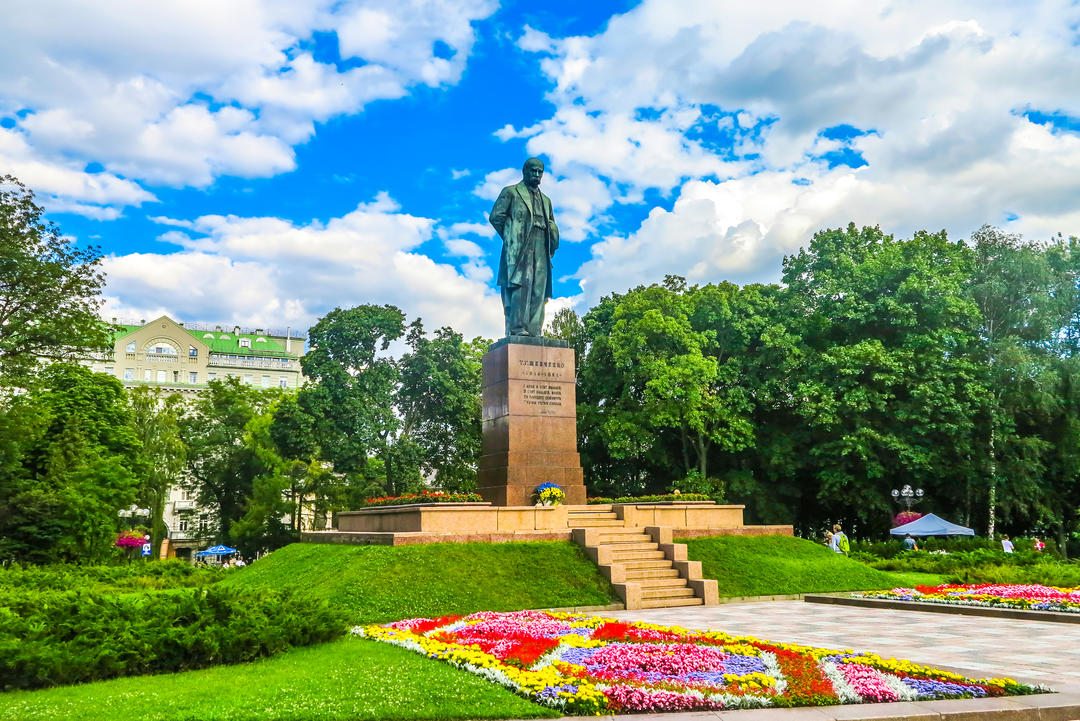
[608,600,1080,689]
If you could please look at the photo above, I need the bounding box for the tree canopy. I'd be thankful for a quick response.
[0,175,110,381]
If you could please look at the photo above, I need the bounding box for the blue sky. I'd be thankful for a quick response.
[3,0,1080,340]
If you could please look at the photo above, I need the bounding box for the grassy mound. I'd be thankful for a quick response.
[686,535,900,597]
[224,541,617,623]
[0,636,557,721]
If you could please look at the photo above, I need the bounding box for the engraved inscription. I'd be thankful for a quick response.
[517,359,570,380]
[522,383,563,407]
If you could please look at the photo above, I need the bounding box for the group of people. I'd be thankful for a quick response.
[822,525,1050,555]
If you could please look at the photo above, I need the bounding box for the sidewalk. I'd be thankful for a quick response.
[606,599,1080,689]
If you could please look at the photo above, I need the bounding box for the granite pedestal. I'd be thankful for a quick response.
[476,337,586,506]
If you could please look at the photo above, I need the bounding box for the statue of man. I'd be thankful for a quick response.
[489,157,559,338]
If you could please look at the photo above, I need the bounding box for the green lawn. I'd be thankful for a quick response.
[223,541,618,623]
[686,534,901,596]
[0,636,557,721]
[884,571,951,587]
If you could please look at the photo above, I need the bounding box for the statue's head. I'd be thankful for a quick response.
[522,157,544,188]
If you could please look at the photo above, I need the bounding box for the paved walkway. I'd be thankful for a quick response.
[606,599,1080,690]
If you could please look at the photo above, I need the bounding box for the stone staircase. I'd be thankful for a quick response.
[569,507,718,610]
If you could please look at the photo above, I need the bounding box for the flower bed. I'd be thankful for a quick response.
[587,493,711,504]
[357,490,484,508]
[355,610,1042,714]
[859,583,1080,613]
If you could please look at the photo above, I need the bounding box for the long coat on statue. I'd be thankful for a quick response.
[489,181,560,298]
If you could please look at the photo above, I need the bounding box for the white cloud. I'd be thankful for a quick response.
[0,0,499,212]
[102,194,505,340]
[513,0,1080,298]
[473,166,615,243]
[575,118,1080,305]
[0,127,155,218]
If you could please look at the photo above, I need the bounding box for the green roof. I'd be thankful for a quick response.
[111,323,299,358]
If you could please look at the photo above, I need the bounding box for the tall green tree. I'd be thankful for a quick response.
[126,386,187,557]
[967,226,1080,536]
[299,305,405,492]
[396,321,484,491]
[0,364,142,563]
[0,175,110,381]
[181,377,276,540]
[779,225,985,533]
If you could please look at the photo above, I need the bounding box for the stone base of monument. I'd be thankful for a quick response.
[324,500,787,540]
[475,337,586,506]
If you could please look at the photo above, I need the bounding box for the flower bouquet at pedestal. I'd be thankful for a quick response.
[534,482,565,506]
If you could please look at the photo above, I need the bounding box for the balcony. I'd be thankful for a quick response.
[169,529,194,540]
[208,355,300,371]
[173,499,196,512]
[145,353,179,363]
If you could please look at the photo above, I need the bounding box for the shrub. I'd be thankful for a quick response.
[0,584,347,690]
[358,490,484,508]
[587,493,711,504]
[0,560,223,592]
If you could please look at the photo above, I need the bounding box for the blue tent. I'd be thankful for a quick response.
[889,512,974,537]
[196,544,238,557]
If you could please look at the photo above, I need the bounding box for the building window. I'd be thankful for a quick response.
[177,519,189,532]
[124,368,134,380]
[239,338,251,348]
[181,488,193,501]
[203,333,215,339]
[126,341,136,352]
[244,374,253,385]
[208,372,216,380]
[279,377,289,388]
[150,342,177,355]
[189,371,197,383]
[157,370,167,382]
[261,375,271,388]
[105,366,114,374]
[189,346,198,357]
[144,369,152,381]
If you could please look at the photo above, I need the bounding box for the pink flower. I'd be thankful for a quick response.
[840,663,899,702]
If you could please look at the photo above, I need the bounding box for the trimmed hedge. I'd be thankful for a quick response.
[0,584,347,690]
[357,490,484,508]
[586,493,711,504]
[0,559,223,592]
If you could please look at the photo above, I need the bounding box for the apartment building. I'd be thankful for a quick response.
[87,314,306,394]
[86,314,310,560]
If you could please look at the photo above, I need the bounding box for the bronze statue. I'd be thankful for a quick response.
[489,157,559,338]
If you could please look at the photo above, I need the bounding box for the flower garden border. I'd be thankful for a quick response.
[805,593,1080,625]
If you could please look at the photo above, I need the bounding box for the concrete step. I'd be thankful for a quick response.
[569,519,622,527]
[641,597,704,609]
[613,552,669,561]
[619,559,674,570]
[611,550,666,561]
[580,504,612,511]
[636,577,689,588]
[568,511,617,519]
[642,586,695,599]
[596,536,654,546]
[625,568,680,580]
[610,543,661,552]
[568,518,624,528]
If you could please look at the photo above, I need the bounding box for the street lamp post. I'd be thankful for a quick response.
[890,484,924,511]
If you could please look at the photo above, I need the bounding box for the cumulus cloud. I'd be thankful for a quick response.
[514,0,1080,301]
[103,196,505,339]
[0,0,498,214]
